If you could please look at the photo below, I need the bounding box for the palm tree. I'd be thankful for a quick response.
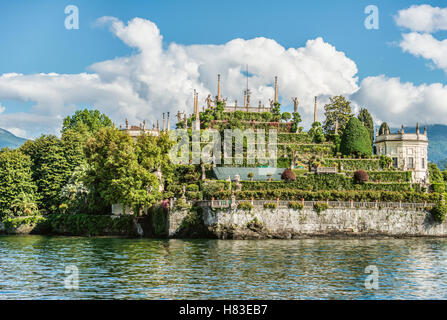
[10,193,38,216]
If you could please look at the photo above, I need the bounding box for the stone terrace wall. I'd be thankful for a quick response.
[169,207,447,239]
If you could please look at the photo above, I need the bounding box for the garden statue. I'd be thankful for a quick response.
[205,94,212,109]
[181,185,186,199]
[235,174,242,191]
[201,164,206,180]
[292,97,299,113]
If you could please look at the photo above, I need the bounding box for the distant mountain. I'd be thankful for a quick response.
[389,124,447,169]
[0,128,27,149]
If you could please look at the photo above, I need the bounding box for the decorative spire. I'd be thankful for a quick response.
[143,120,146,130]
[156,119,159,132]
[424,125,427,135]
[193,90,197,115]
[195,91,199,118]
[125,118,129,130]
[162,113,166,132]
[274,76,278,103]
[416,122,420,136]
[217,74,221,102]
[401,124,404,134]
[314,96,318,123]
[167,112,170,132]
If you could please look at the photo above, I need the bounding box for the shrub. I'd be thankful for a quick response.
[340,117,372,157]
[432,183,446,193]
[430,202,447,223]
[281,168,297,182]
[186,184,199,192]
[288,201,304,210]
[354,170,369,183]
[264,202,277,209]
[238,201,254,211]
[313,202,329,214]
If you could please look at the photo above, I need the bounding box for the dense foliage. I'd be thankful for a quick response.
[357,108,374,144]
[0,149,37,215]
[323,95,353,135]
[340,117,372,157]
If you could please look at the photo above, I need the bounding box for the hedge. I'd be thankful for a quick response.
[44,214,135,236]
[324,159,382,171]
[209,189,442,202]
[238,175,414,192]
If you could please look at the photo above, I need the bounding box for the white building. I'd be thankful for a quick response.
[375,124,429,183]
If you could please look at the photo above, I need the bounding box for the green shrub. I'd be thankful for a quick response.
[430,202,447,223]
[313,202,329,214]
[264,202,277,209]
[44,214,134,236]
[340,117,372,157]
[186,184,199,192]
[1,215,45,231]
[288,201,304,210]
[432,183,446,193]
[238,201,254,211]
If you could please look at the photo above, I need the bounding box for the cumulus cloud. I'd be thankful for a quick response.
[352,75,447,127]
[0,17,359,138]
[399,32,447,74]
[395,4,447,33]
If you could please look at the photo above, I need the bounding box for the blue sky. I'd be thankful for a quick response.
[0,0,446,137]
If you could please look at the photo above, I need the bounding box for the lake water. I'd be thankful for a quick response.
[0,236,446,300]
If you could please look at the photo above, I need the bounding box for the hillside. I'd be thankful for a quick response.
[389,124,447,169]
[0,128,27,149]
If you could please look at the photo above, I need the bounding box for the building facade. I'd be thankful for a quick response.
[375,124,429,183]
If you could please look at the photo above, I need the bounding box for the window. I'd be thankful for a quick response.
[392,157,398,168]
[391,147,397,155]
[408,157,414,169]
[422,158,425,169]
[407,148,413,155]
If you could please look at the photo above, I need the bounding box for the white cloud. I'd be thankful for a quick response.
[395,4,447,33]
[399,32,447,74]
[352,75,447,127]
[0,17,359,138]
[0,103,4,114]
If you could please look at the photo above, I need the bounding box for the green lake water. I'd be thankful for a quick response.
[1,236,447,299]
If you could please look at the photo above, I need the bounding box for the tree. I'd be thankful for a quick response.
[62,109,112,134]
[291,112,302,133]
[358,108,374,143]
[271,102,281,121]
[379,122,390,135]
[281,112,291,122]
[0,149,37,215]
[429,163,443,183]
[309,122,325,143]
[323,95,353,135]
[19,136,73,212]
[20,132,87,213]
[10,193,38,216]
[84,127,160,215]
[340,117,372,157]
